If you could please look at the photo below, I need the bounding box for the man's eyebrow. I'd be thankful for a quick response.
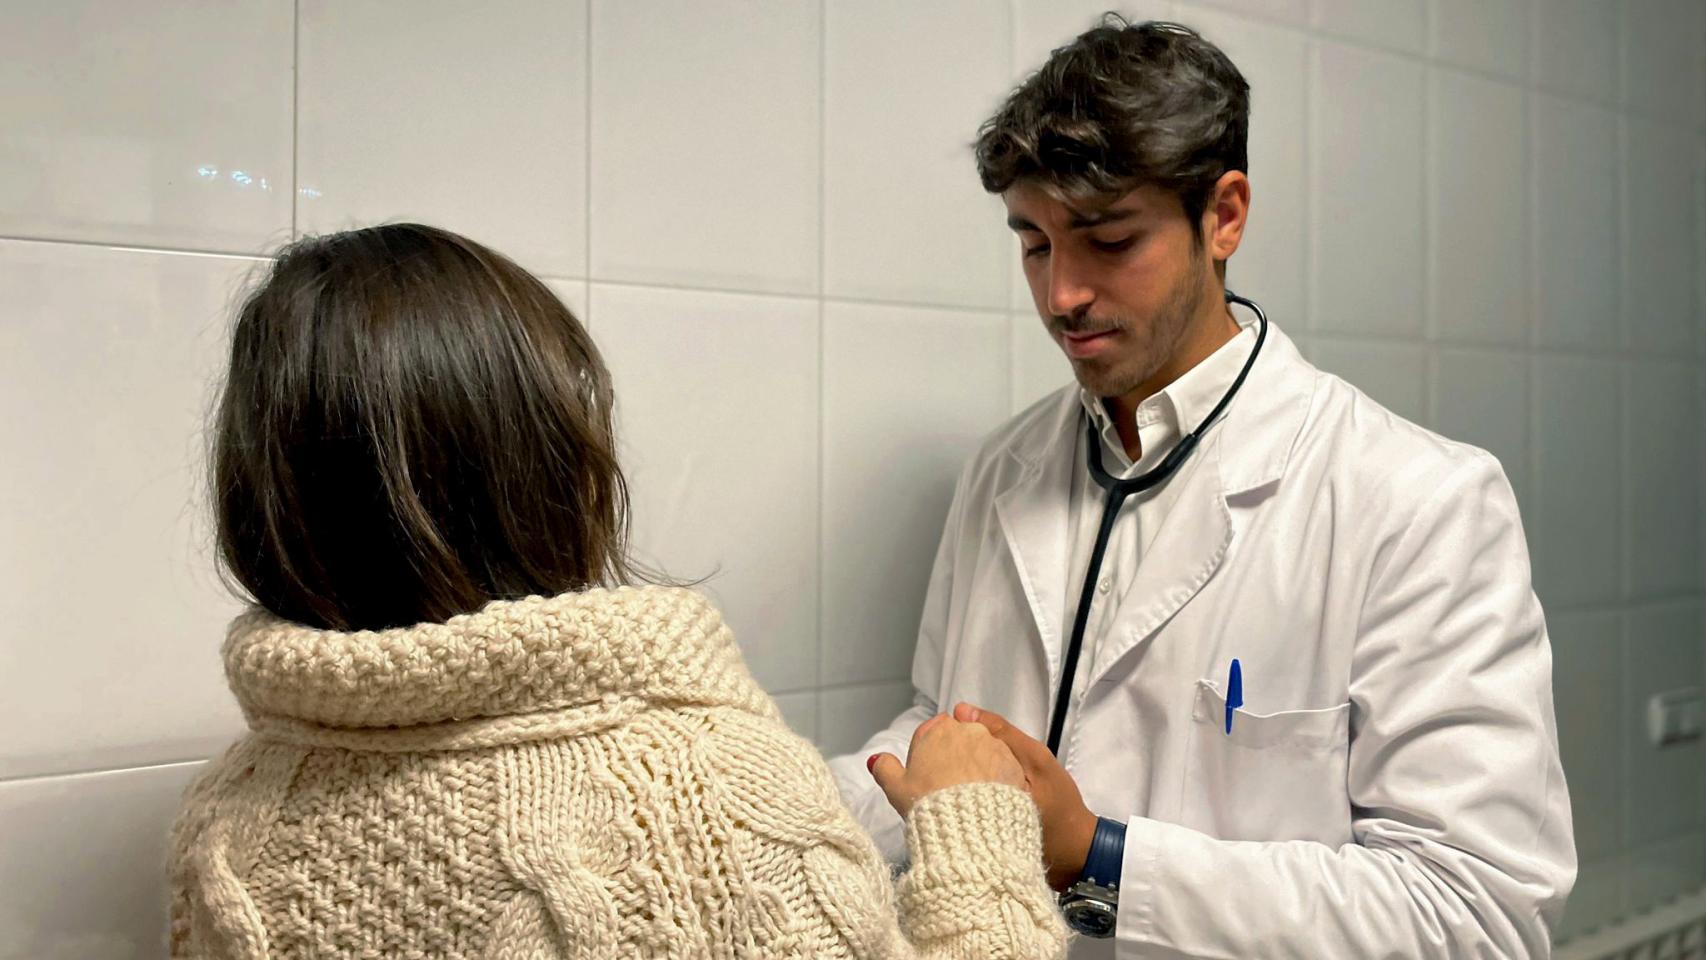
[1066,207,1140,229]
[1005,208,1142,232]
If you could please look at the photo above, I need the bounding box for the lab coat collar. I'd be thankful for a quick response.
[1006,310,1317,498]
[992,310,1317,695]
[1075,320,1259,474]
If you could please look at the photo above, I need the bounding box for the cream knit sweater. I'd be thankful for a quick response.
[168,585,1068,959]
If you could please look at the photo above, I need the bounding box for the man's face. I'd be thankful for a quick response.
[1004,181,1210,400]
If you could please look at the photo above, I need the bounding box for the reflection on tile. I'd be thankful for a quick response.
[591,0,818,293]
[1550,610,1623,863]
[1624,364,1699,599]
[591,285,820,693]
[298,0,587,278]
[1623,602,1704,849]
[1311,43,1424,337]
[1430,70,1526,346]
[0,241,250,779]
[818,682,917,758]
[822,302,1007,687]
[824,0,1011,308]
[0,2,293,252]
[1533,357,1621,607]
[0,761,208,960]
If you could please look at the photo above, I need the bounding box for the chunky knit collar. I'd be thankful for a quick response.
[223,585,773,745]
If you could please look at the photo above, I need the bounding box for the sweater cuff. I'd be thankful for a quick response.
[898,783,1067,955]
[902,782,1046,884]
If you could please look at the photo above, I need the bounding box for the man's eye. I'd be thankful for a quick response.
[1091,236,1135,253]
[1022,243,1051,259]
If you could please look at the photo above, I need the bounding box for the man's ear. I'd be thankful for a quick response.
[1205,169,1250,263]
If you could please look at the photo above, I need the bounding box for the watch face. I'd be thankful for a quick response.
[1063,897,1118,938]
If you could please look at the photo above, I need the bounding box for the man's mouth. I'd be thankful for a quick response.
[1060,328,1119,359]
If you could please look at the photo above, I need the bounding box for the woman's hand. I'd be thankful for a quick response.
[867,713,1026,819]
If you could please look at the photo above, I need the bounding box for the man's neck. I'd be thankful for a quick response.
[1107,301,1242,461]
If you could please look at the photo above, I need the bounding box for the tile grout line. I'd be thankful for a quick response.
[1,755,213,788]
[1303,35,1318,336]
[6,262,1686,367]
[1610,28,1633,909]
[1299,17,1313,335]
[815,0,829,734]
[0,234,272,261]
[1524,0,1543,570]
[584,0,593,298]
[291,0,300,239]
[1421,49,1436,428]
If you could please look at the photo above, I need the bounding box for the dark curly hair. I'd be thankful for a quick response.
[975,16,1250,228]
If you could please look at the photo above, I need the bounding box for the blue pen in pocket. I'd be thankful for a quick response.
[1225,658,1243,735]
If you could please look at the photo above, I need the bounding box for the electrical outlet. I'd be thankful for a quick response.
[1647,688,1705,747]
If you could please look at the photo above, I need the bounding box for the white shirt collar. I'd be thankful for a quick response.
[1076,314,1258,473]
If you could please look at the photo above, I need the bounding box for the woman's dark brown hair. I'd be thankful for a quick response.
[214,223,636,631]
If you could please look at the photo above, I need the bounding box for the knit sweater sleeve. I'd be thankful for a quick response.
[830,782,1071,960]
[707,709,1069,959]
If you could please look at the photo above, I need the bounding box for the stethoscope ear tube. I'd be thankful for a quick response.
[1044,291,1269,756]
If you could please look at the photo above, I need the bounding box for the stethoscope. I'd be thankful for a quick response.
[1044,289,1270,756]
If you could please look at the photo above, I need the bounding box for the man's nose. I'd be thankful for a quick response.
[1046,252,1095,318]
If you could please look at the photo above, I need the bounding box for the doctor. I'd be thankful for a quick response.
[836,16,1575,958]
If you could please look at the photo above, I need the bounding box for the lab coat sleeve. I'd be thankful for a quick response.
[827,459,972,863]
[1115,451,1576,958]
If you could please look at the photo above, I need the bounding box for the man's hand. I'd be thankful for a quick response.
[954,702,1098,890]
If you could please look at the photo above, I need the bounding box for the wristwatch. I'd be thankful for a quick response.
[1060,877,1119,938]
[1059,816,1125,939]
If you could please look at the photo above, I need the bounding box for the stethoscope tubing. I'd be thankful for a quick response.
[1043,291,1270,756]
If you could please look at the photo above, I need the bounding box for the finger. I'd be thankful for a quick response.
[960,703,1012,737]
[973,708,1055,767]
[868,752,907,806]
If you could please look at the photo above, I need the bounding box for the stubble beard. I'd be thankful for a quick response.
[1068,260,1207,400]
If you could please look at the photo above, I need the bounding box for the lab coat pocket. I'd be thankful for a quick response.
[1179,680,1352,845]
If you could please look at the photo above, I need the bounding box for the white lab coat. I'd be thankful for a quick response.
[829,317,1576,958]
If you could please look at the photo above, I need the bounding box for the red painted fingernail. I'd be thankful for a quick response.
[866,754,878,773]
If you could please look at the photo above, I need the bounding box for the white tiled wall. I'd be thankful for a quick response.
[0,3,294,253]
[2,1,1702,952]
[297,0,590,278]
